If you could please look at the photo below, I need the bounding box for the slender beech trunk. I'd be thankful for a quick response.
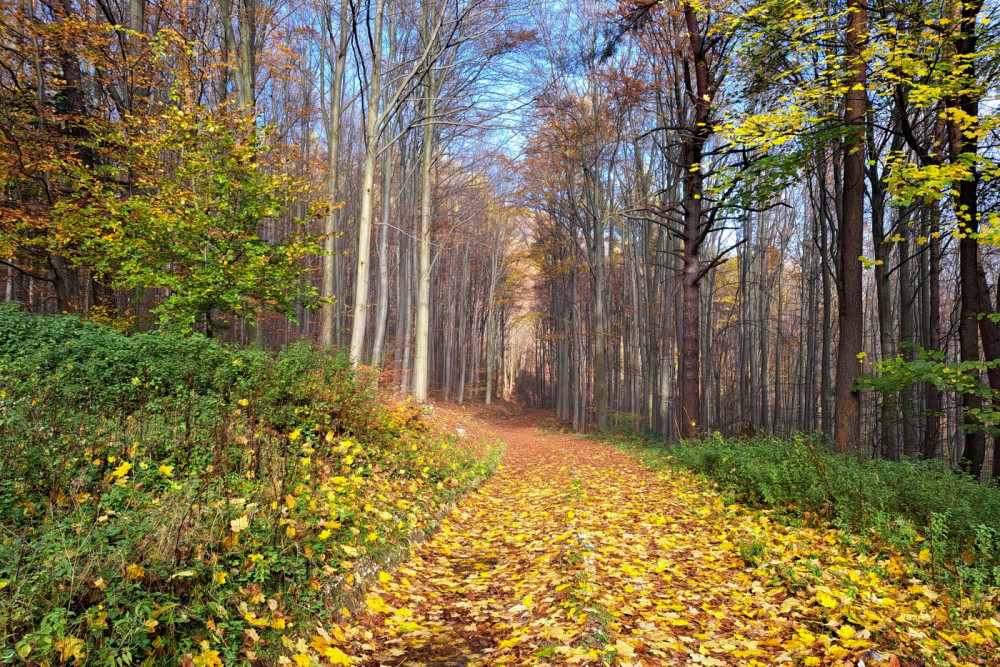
[872,187,895,459]
[371,136,394,365]
[319,0,350,348]
[348,0,385,364]
[412,63,438,400]
[898,227,919,458]
[457,245,469,404]
[924,192,943,459]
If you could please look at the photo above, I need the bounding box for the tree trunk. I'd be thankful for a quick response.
[319,0,350,348]
[950,0,988,477]
[372,137,394,365]
[833,0,867,455]
[924,199,942,459]
[412,64,438,400]
[678,2,711,440]
[348,0,385,364]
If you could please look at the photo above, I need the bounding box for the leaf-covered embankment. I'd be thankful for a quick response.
[0,304,500,665]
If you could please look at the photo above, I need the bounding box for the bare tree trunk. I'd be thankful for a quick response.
[319,0,350,348]
[676,3,714,439]
[898,227,919,458]
[572,261,582,431]
[348,0,385,364]
[924,198,943,459]
[412,62,438,400]
[950,0,989,477]
[872,197,895,459]
[371,137,394,364]
[457,245,469,404]
[834,0,867,455]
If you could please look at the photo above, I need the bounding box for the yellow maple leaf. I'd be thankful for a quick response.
[192,649,223,667]
[324,647,351,665]
[815,590,838,608]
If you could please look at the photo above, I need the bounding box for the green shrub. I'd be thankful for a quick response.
[0,305,500,665]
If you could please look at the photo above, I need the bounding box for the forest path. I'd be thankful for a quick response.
[311,411,970,667]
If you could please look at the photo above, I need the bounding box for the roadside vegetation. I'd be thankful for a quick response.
[610,430,1000,596]
[0,304,500,666]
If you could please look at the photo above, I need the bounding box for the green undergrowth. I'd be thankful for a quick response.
[608,430,1000,594]
[0,304,502,666]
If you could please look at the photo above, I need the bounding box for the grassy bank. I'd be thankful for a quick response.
[609,430,1000,592]
[0,304,501,666]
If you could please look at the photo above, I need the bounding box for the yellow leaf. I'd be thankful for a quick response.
[325,647,351,665]
[158,464,174,477]
[918,548,932,563]
[378,571,393,583]
[366,596,391,614]
[230,516,250,533]
[192,649,223,667]
[615,640,636,658]
[815,590,838,608]
[53,636,86,663]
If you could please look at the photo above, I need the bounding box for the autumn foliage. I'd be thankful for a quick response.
[0,306,500,664]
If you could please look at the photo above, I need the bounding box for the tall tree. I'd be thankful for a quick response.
[833,0,867,454]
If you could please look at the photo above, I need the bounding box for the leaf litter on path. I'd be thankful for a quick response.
[299,411,999,666]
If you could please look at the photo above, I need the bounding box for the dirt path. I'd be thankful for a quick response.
[307,411,992,667]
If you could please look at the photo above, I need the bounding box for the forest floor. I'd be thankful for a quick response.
[302,410,999,667]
